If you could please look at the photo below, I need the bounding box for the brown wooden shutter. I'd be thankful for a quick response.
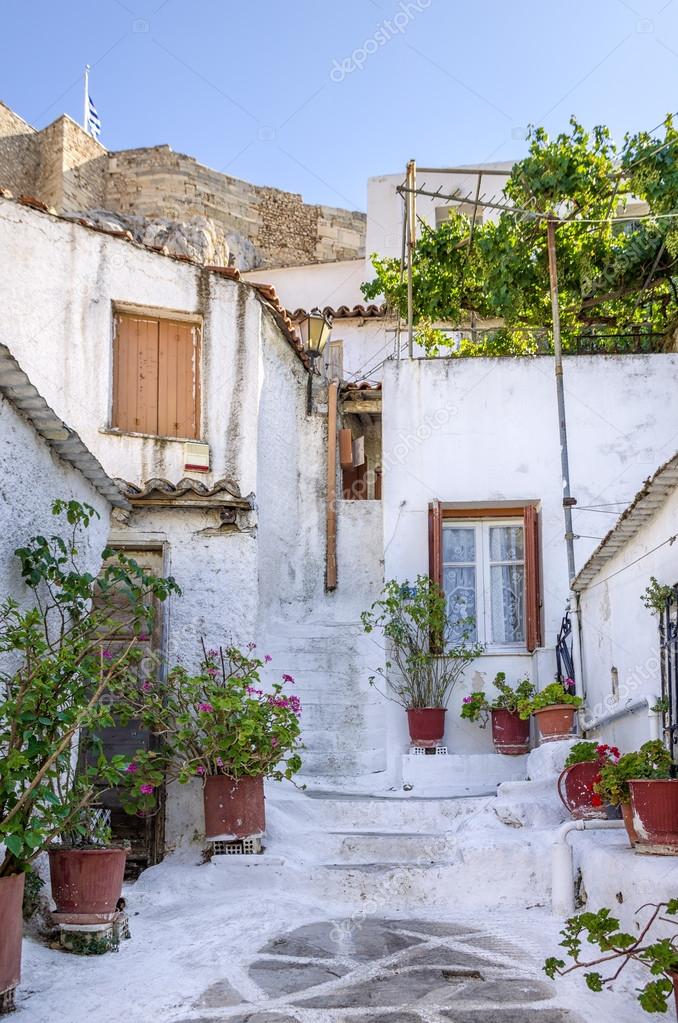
[428,500,443,590]
[158,320,200,439]
[428,500,443,653]
[524,504,542,652]
[113,315,159,435]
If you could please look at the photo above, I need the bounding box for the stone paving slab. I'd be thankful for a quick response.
[181,918,580,1023]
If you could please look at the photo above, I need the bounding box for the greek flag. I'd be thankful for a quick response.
[87,94,101,139]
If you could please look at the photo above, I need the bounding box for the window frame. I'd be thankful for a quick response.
[429,502,542,654]
[442,517,526,652]
[110,304,203,441]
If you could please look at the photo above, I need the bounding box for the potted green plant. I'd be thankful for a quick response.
[518,680,582,743]
[460,673,535,755]
[126,644,303,840]
[0,501,176,1004]
[595,740,672,848]
[557,742,619,819]
[362,577,484,747]
[545,901,678,1015]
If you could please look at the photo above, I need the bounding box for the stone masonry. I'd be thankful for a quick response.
[0,101,365,270]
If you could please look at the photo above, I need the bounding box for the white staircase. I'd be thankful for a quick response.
[262,621,388,779]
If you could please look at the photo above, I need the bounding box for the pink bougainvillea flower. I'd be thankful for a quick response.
[282,673,295,683]
[139,783,154,795]
[126,762,138,773]
[197,702,214,713]
[196,765,206,776]
[264,654,272,663]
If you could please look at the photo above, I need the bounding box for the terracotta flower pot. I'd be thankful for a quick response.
[0,873,24,1013]
[533,704,577,742]
[48,847,126,916]
[203,775,265,840]
[406,708,446,748]
[629,779,678,855]
[557,761,608,819]
[491,709,530,756]
[621,800,638,847]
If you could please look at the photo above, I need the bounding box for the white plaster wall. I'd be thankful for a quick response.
[242,259,366,313]
[379,354,678,762]
[576,485,678,752]
[0,198,262,495]
[366,164,513,260]
[0,395,111,604]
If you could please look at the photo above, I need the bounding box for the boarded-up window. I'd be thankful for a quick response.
[113,313,200,439]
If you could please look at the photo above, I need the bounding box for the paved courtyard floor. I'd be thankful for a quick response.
[174,917,576,1023]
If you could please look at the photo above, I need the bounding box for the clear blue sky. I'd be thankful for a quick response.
[2,0,678,211]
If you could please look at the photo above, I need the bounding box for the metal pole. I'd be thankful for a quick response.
[406,159,416,358]
[546,218,576,583]
[83,65,90,132]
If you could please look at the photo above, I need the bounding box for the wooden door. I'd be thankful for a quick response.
[90,547,167,877]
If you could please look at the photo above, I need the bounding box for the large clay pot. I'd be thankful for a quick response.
[406,708,446,748]
[0,873,24,1013]
[629,779,678,855]
[203,775,265,840]
[533,704,577,743]
[491,709,530,756]
[48,847,126,916]
[557,761,608,819]
[621,800,638,847]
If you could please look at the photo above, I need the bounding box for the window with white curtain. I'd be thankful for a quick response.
[442,519,526,649]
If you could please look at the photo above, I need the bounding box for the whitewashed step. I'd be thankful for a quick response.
[296,792,495,831]
[324,828,504,864]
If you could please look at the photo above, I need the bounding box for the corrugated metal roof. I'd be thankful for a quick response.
[572,451,678,592]
[0,344,130,509]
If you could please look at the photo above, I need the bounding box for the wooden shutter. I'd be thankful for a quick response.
[158,320,200,439]
[428,500,443,653]
[113,314,200,439]
[428,500,443,590]
[524,504,542,652]
[113,315,159,435]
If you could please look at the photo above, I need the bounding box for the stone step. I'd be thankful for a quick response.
[294,792,496,831]
[323,828,505,864]
[298,748,387,777]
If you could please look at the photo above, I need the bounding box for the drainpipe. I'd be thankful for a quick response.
[552,819,625,917]
[582,694,663,742]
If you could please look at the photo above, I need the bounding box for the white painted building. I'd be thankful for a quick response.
[243,163,514,384]
[572,453,678,752]
[0,343,119,603]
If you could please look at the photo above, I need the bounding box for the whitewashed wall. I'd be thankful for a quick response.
[380,354,678,764]
[0,394,111,607]
[242,259,367,313]
[575,487,678,752]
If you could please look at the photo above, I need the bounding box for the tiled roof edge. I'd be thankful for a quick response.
[0,343,130,510]
[572,451,678,592]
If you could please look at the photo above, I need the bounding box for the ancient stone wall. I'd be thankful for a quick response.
[0,102,366,269]
[0,102,38,196]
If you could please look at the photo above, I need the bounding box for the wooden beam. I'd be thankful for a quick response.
[326,381,338,590]
[341,398,382,414]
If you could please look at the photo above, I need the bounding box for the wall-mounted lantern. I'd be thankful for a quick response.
[297,307,332,413]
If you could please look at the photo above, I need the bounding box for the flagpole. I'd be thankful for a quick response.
[83,65,90,132]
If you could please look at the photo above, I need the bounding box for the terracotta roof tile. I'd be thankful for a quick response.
[291,304,387,320]
[114,476,253,508]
